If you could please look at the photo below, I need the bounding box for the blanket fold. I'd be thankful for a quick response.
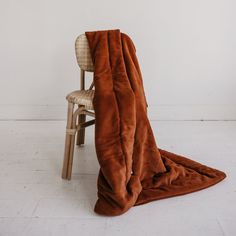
[85,29,226,216]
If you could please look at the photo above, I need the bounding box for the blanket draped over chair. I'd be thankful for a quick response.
[85,29,226,216]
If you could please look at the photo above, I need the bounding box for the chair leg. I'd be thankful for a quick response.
[66,123,76,180]
[76,106,86,146]
[62,102,75,180]
[67,107,83,180]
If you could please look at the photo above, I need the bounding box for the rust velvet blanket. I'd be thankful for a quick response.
[85,29,226,216]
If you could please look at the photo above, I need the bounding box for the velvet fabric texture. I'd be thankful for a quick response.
[85,29,226,216]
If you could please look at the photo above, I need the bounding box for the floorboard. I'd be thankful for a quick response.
[0,121,235,236]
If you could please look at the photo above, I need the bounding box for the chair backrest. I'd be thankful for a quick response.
[75,34,94,72]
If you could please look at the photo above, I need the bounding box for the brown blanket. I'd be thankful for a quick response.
[85,29,226,216]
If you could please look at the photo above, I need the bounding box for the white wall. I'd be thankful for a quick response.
[0,0,235,120]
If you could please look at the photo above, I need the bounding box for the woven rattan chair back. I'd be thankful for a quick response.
[75,34,94,72]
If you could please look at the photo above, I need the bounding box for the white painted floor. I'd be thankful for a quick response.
[0,120,235,236]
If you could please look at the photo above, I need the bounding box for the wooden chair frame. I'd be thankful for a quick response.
[62,43,95,180]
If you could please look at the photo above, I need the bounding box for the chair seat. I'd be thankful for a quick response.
[66,90,94,110]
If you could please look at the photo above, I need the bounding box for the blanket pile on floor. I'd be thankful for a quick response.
[85,29,226,216]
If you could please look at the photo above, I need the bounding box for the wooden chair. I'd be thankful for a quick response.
[62,34,95,180]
